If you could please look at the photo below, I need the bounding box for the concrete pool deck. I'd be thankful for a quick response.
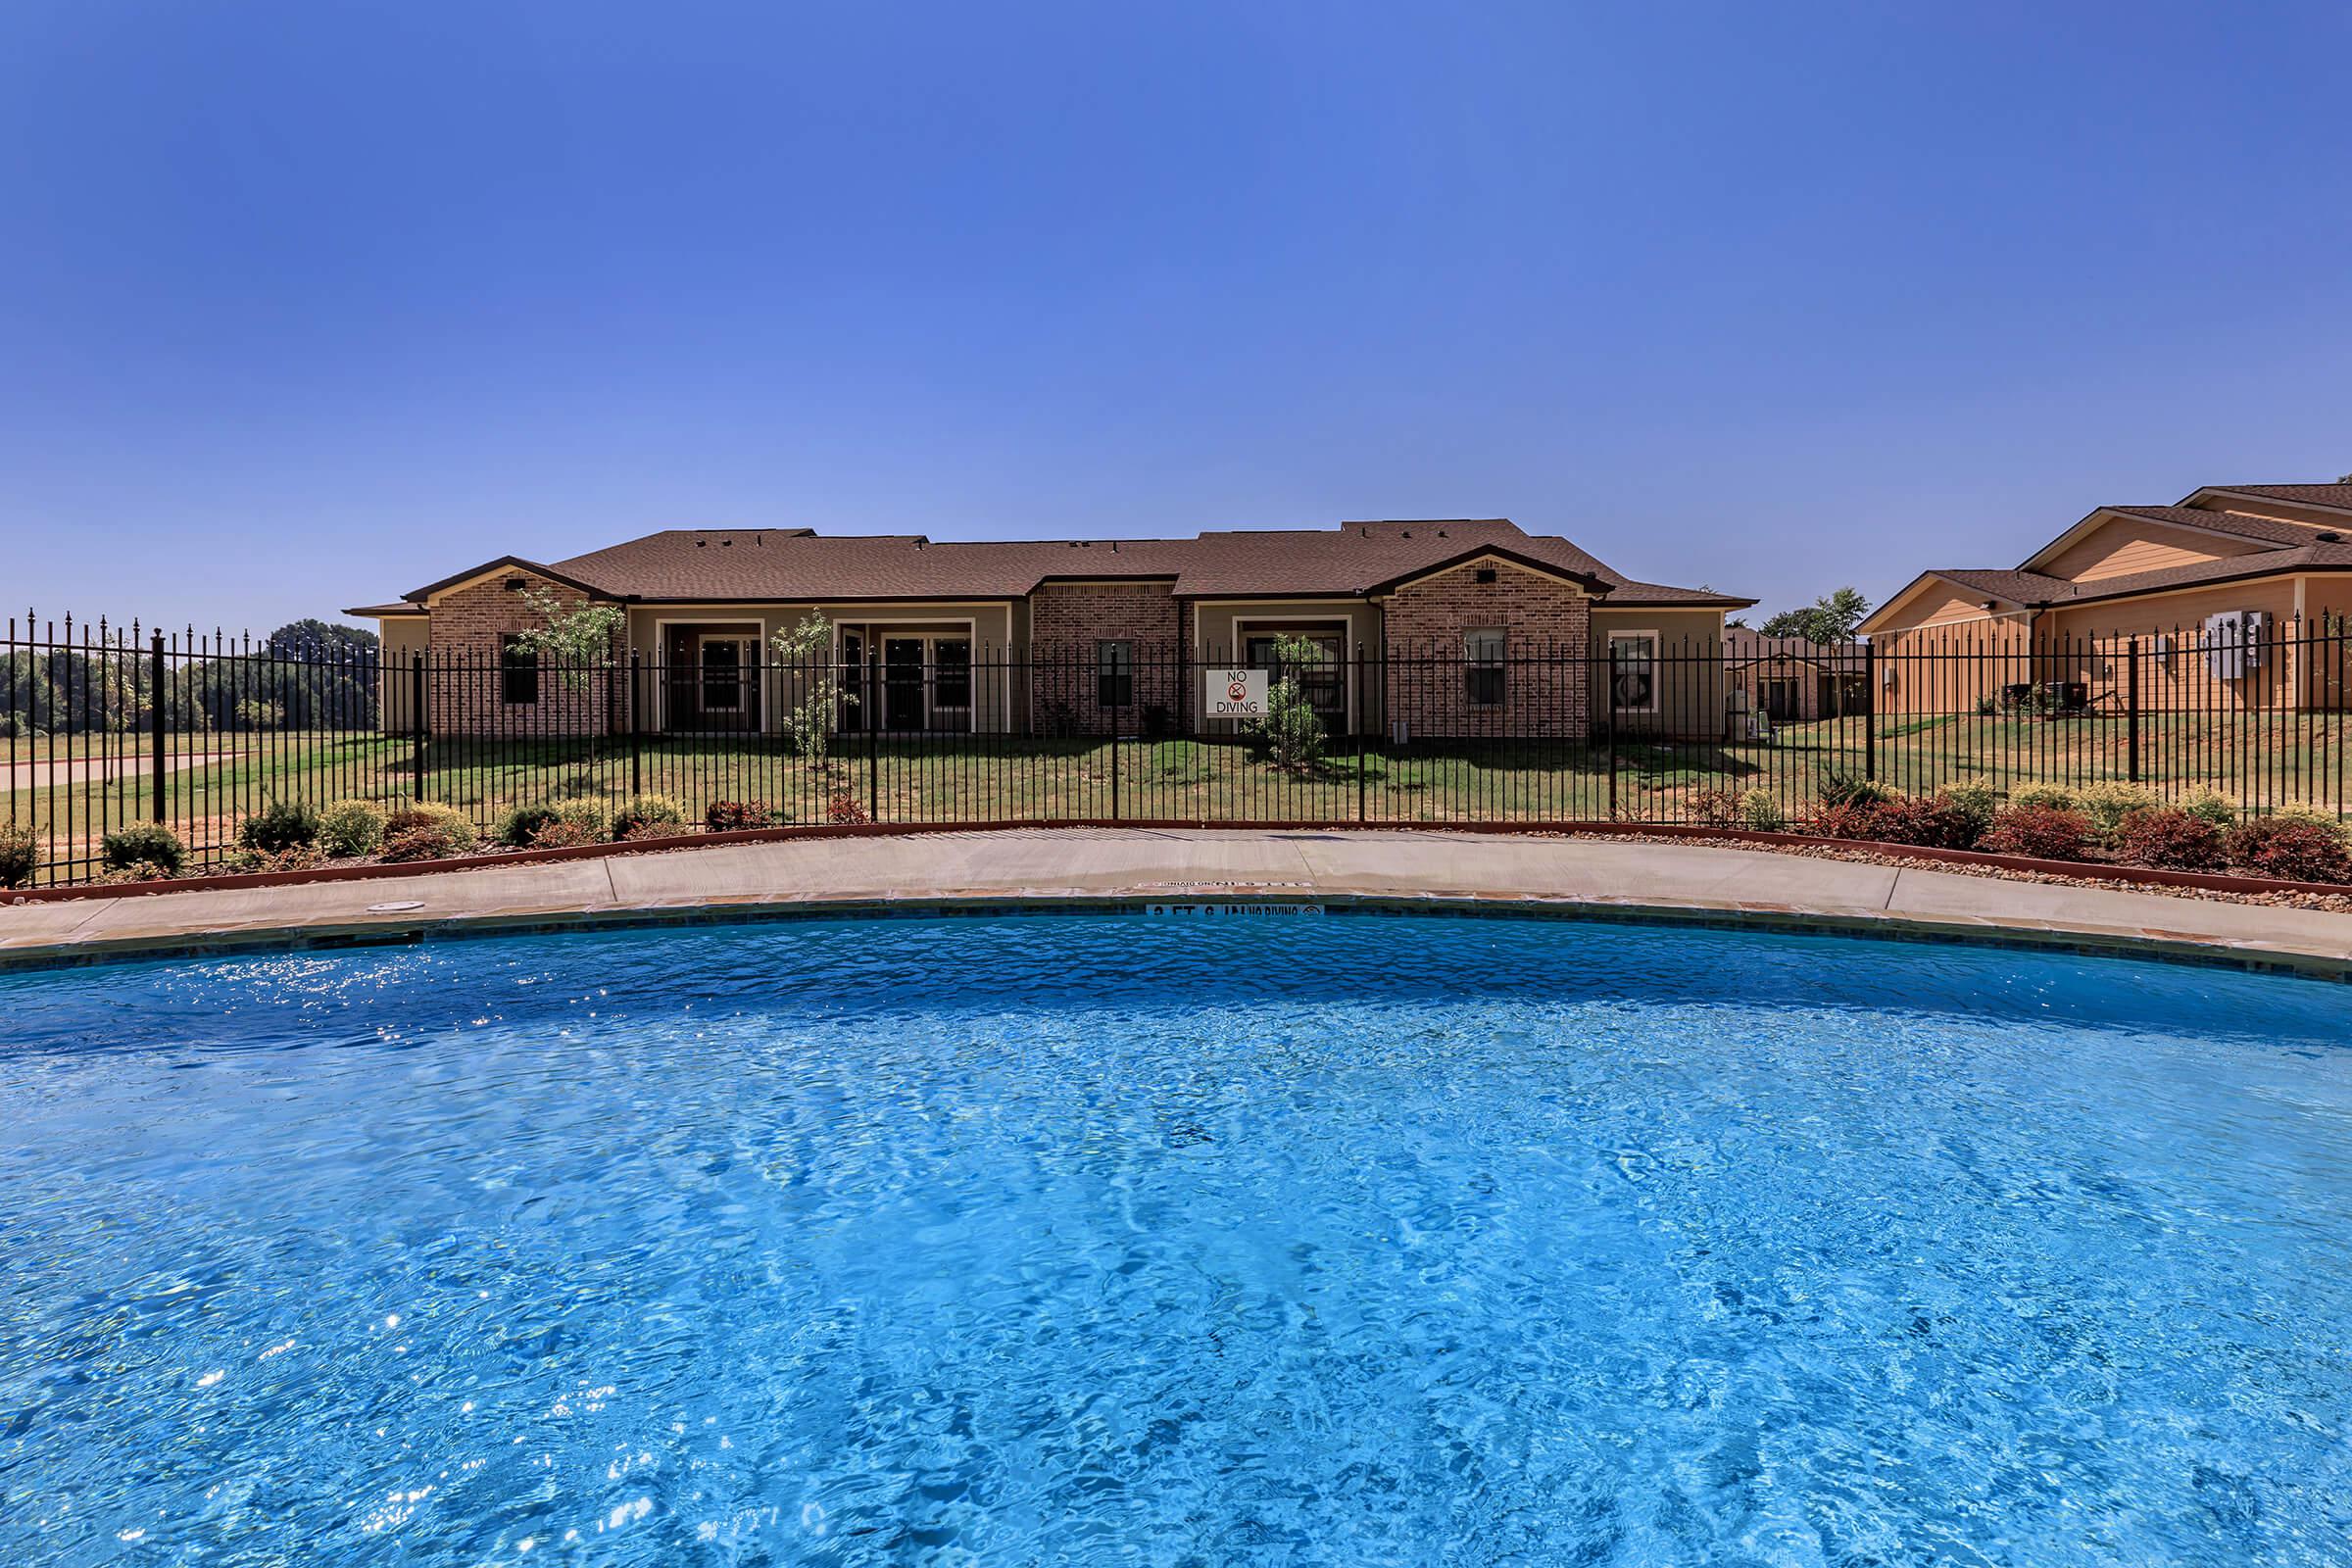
[5,828,2352,977]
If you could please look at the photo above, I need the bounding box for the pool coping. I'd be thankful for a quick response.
[3,829,2348,982]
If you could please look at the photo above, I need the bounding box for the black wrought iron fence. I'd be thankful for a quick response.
[4,611,2347,888]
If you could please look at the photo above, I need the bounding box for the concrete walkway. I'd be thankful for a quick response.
[5,829,2351,976]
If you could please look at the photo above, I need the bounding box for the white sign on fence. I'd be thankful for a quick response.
[1206,667,1268,719]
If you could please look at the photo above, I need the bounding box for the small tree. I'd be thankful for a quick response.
[1759,586,1872,645]
[770,612,852,769]
[1254,632,1327,772]
[511,586,626,770]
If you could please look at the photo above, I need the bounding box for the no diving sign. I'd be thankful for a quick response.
[1207,667,1268,718]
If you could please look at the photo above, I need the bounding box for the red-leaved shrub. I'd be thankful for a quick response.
[705,800,775,831]
[378,824,458,863]
[1979,804,2094,861]
[1802,799,1886,841]
[825,791,870,825]
[2112,807,2228,871]
[1860,793,1984,850]
[2227,818,2352,884]
[529,819,600,850]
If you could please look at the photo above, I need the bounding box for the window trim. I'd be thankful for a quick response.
[1606,628,1660,714]
[499,633,540,706]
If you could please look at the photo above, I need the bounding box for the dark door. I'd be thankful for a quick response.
[883,638,927,731]
[1761,677,1800,721]
[699,639,750,731]
[1818,672,1869,718]
[1246,633,1346,729]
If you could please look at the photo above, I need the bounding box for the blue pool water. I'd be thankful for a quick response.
[3,914,2351,1566]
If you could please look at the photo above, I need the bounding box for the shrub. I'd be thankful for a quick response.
[1688,789,1742,829]
[1864,792,1984,850]
[620,819,694,843]
[529,818,601,850]
[2227,817,2352,884]
[0,823,38,888]
[825,790,870,825]
[2112,807,2229,871]
[378,824,458,863]
[236,799,321,856]
[382,802,478,855]
[1736,788,1787,832]
[1979,803,2094,861]
[2176,787,2239,830]
[546,799,612,841]
[230,845,324,875]
[1802,799,1888,841]
[100,859,179,885]
[2076,780,2162,840]
[493,802,563,848]
[1937,776,1998,842]
[705,800,775,832]
[102,822,185,876]
[1818,768,1894,808]
[2008,782,2081,813]
[2267,804,2352,842]
[318,799,388,858]
[611,793,688,840]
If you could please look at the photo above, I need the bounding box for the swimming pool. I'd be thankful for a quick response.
[4,912,2349,1565]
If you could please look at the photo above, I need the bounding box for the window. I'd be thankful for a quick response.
[1607,631,1658,712]
[1096,641,1133,709]
[934,639,972,709]
[500,634,539,705]
[1465,627,1505,706]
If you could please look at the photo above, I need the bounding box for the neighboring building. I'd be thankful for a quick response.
[1860,483,2352,714]
[349,518,1750,740]
[1723,629,1868,724]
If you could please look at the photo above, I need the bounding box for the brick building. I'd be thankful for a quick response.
[349,518,1749,741]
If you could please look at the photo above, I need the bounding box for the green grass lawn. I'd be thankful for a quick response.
[8,714,2346,881]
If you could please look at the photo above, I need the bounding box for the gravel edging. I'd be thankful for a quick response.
[1560,832,2352,914]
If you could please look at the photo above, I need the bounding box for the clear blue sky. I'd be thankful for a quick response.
[6,1,2348,635]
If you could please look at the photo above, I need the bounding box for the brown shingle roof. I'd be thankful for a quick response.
[2201,483,2352,512]
[2097,505,2329,549]
[1913,549,2352,612]
[545,530,1194,602]
[384,518,1752,609]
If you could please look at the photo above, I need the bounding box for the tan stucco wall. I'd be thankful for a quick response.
[1871,615,2032,717]
[2035,516,2261,582]
[373,616,428,730]
[1590,607,1727,738]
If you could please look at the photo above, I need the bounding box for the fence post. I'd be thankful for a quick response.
[1605,644,1620,821]
[148,630,167,824]
[1863,642,1878,784]
[410,653,427,803]
[629,650,644,798]
[866,651,881,822]
[2126,638,2141,783]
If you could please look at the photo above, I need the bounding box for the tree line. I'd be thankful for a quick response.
[1,620,381,736]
